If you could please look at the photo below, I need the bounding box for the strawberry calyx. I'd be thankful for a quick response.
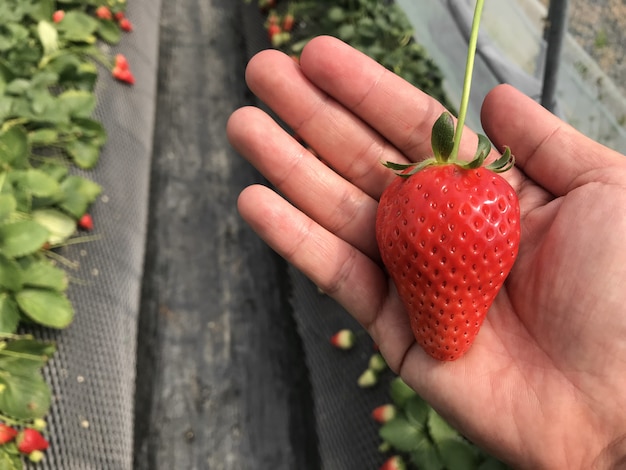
[382,111,514,177]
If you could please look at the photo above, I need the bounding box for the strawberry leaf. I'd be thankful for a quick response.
[19,258,68,292]
[389,377,417,407]
[0,194,17,223]
[58,175,102,218]
[0,366,51,420]
[0,294,20,334]
[0,254,23,291]
[427,407,461,444]
[0,126,28,169]
[31,208,77,245]
[404,394,430,429]
[379,416,424,452]
[437,438,478,470]
[409,438,444,470]
[0,221,49,258]
[14,287,74,329]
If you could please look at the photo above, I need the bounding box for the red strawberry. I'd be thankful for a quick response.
[376,112,520,361]
[95,6,113,20]
[119,17,133,32]
[371,404,397,423]
[78,213,94,231]
[52,10,65,23]
[380,455,406,470]
[282,13,295,32]
[16,428,49,454]
[112,66,135,85]
[0,423,17,444]
[329,329,355,350]
[115,53,130,71]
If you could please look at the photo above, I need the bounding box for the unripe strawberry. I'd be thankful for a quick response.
[371,404,397,423]
[368,353,387,373]
[330,329,355,350]
[357,368,378,388]
[16,428,49,454]
[28,450,45,463]
[282,13,295,32]
[380,455,406,470]
[0,423,17,444]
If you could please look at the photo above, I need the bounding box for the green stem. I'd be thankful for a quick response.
[450,0,485,161]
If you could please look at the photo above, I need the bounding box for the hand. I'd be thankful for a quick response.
[227,36,626,469]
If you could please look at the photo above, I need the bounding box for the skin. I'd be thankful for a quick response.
[227,36,626,469]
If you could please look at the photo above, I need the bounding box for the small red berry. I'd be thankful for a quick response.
[119,18,133,32]
[52,10,65,23]
[78,213,94,231]
[0,423,17,444]
[112,66,135,85]
[115,53,130,71]
[114,11,125,21]
[95,6,113,20]
[16,428,49,454]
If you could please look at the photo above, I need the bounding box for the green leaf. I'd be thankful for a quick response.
[0,126,28,168]
[28,128,59,146]
[59,175,101,218]
[437,438,478,470]
[64,138,100,169]
[477,456,509,470]
[58,89,96,118]
[428,408,461,444]
[0,194,17,223]
[0,294,20,335]
[97,19,121,44]
[20,169,62,199]
[0,221,49,258]
[31,208,76,245]
[0,254,22,291]
[405,394,430,429]
[37,20,59,57]
[0,366,51,419]
[0,442,22,469]
[20,258,68,292]
[410,438,444,470]
[379,417,424,452]
[56,10,99,42]
[431,112,455,162]
[14,288,74,329]
[389,377,417,407]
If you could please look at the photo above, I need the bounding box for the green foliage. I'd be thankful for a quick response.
[0,0,127,446]
[256,0,454,110]
[378,378,509,470]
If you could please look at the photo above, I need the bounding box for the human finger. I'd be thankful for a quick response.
[227,106,380,260]
[299,36,489,164]
[481,84,626,196]
[245,47,405,200]
[237,184,416,368]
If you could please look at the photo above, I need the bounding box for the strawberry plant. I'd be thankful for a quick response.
[0,0,134,466]
[245,0,453,109]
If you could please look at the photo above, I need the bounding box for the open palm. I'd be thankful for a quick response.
[227,36,626,469]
